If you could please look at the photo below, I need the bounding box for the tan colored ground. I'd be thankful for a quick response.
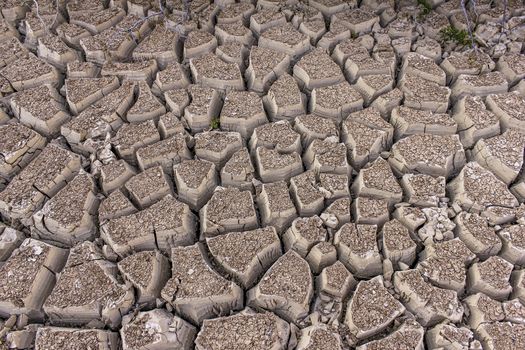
[0,0,524,348]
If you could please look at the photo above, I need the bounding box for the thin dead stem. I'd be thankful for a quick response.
[501,0,508,25]
[32,0,48,34]
[460,0,478,51]
[497,0,509,43]
[117,0,191,41]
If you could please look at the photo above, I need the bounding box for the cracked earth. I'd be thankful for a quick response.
[0,0,525,348]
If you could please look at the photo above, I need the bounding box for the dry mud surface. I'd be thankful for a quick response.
[0,0,525,348]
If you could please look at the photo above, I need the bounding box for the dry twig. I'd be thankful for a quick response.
[460,0,478,51]
[32,0,48,34]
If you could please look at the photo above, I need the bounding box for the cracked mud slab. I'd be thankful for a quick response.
[0,0,525,349]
